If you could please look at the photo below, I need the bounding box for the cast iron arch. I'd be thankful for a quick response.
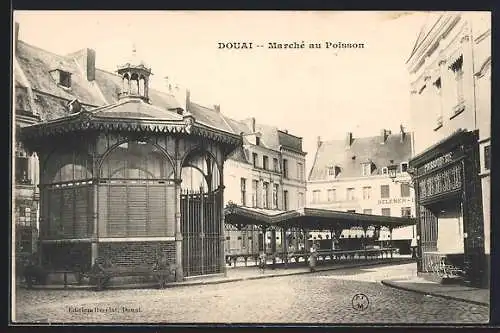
[98,138,176,179]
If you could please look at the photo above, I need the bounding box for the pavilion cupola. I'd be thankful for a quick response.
[117,44,152,103]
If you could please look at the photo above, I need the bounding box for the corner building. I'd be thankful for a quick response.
[407,12,490,287]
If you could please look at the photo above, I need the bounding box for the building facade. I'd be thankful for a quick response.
[407,12,490,287]
[222,118,307,255]
[307,129,416,252]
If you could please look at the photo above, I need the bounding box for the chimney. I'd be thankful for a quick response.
[380,129,390,144]
[213,104,220,112]
[345,132,353,148]
[400,124,406,142]
[171,84,189,114]
[251,117,256,132]
[86,49,96,81]
[15,22,19,52]
[185,89,191,112]
[68,48,96,81]
[317,136,322,148]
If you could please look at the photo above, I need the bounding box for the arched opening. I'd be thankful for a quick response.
[130,73,139,95]
[97,140,175,242]
[100,141,174,180]
[181,149,220,192]
[180,148,223,277]
[139,75,146,96]
[122,74,130,95]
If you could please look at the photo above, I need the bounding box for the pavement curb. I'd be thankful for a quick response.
[380,280,489,307]
[25,259,414,291]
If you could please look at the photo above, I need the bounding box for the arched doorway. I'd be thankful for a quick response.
[180,149,222,276]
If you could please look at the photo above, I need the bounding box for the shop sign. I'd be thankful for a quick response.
[377,197,414,205]
[422,152,454,173]
[418,163,462,201]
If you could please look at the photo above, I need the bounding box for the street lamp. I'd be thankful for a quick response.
[388,164,414,188]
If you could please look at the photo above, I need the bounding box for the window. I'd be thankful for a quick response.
[361,163,372,176]
[401,162,408,173]
[312,190,321,203]
[485,145,491,170]
[346,188,355,201]
[15,155,30,185]
[283,190,289,210]
[450,55,464,111]
[263,182,269,209]
[240,178,246,206]
[273,158,279,172]
[401,207,411,218]
[380,185,390,198]
[381,167,388,175]
[362,186,371,200]
[252,180,258,207]
[327,189,336,202]
[298,192,304,207]
[400,183,410,198]
[297,162,304,181]
[60,71,71,88]
[256,137,260,146]
[327,166,335,176]
[363,209,372,215]
[381,208,391,216]
[252,153,258,168]
[263,156,269,170]
[272,184,279,209]
[283,159,289,178]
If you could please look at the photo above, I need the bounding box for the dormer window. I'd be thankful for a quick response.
[50,69,72,88]
[256,137,260,146]
[361,162,373,176]
[381,167,388,175]
[327,165,341,178]
[401,162,409,173]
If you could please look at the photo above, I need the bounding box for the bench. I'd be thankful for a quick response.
[84,258,176,290]
[225,254,259,267]
[428,257,465,280]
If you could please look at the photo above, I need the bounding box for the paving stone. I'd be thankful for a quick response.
[13,264,489,324]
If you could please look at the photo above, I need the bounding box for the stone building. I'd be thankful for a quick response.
[307,128,416,252]
[14,24,242,280]
[222,118,307,254]
[406,12,490,287]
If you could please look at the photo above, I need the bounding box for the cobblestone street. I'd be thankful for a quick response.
[13,264,488,324]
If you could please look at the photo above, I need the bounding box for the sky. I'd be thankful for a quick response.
[14,11,430,171]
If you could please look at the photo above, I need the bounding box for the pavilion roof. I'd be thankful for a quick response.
[20,98,243,149]
[224,204,416,230]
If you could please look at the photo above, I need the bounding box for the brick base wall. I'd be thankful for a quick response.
[98,241,176,267]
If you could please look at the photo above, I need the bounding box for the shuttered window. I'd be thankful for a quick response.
[97,140,175,238]
[47,184,93,239]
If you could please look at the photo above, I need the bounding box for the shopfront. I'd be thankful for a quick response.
[409,129,486,288]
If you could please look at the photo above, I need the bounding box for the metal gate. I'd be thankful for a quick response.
[181,188,222,277]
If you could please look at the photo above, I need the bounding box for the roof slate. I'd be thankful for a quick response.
[309,133,413,181]
[14,40,234,134]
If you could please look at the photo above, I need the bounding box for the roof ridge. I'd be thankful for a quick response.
[17,40,69,61]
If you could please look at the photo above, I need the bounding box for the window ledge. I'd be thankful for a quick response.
[479,170,490,178]
[450,103,466,120]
